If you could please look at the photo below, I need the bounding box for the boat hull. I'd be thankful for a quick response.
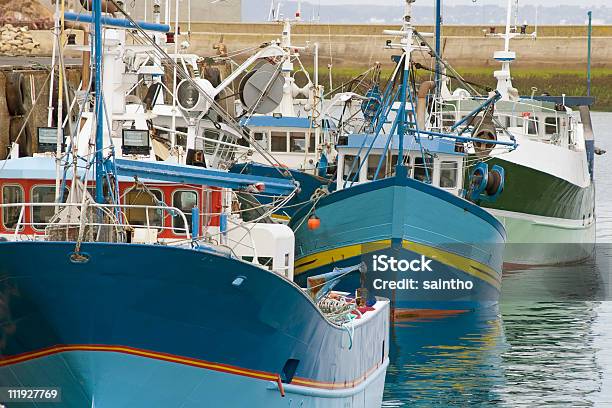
[480,151,596,266]
[0,241,389,407]
[290,173,506,312]
[490,209,595,268]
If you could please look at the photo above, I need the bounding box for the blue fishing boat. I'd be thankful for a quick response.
[0,241,389,407]
[289,0,515,315]
[0,3,390,406]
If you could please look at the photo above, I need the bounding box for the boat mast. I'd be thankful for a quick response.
[397,0,411,168]
[383,0,416,172]
[93,0,105,204]
[493,0,516,100]
[587,10,592,97]
[434,0,442,94]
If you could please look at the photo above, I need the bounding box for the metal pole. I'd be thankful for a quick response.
[54,0,65,205]
[93,0,105,204]
[397,57,409,168]
[171,0,179,148]
[434,0,441,93]
[587,11,592,97]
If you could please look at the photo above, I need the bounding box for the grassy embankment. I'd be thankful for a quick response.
[312,67,612,111]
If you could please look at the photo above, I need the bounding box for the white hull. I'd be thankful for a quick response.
[490,209,596,266]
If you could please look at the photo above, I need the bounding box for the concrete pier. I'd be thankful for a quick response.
[8,23,608,69]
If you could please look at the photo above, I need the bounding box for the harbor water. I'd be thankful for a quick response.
[382,111,612,407]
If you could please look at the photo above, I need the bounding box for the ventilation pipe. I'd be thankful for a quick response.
[416,81,435,129]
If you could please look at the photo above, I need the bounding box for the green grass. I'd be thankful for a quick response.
[305,66,612,111]
[458,68,612,111]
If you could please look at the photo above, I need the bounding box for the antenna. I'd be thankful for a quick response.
[268,0,276,22]
[488,0,536,100]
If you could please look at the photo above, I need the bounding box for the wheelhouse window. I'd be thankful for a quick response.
[271,131,287,152]
[2,185,24,230]
[31,185,69,230]
[172,190,198,233]
[440,161,459,188]
[367,154,386,180]
[413,156,433,182]
[492,114,509,128]
[176,126,188,147]
[253,131,268,149]
[545,117,559,135]
[123,187,164,227]
[290,132,306,152]
[527,116,539,135]
[343,155,360,182]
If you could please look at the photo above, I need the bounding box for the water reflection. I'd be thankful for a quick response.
[382,252,612,407]
[498,302,603,407]
[383,307,507,407]
[383,112,612,406]
[382,296,611,407]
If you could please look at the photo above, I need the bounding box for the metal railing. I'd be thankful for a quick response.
[437,99,567,143]
[1,202,191,240]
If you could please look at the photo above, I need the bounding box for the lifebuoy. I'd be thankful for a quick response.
[5,72,26,116]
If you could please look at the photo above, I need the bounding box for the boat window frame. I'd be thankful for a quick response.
[308,132,316,153]
[289,131,307,153]
[367,154,387,180]
[171,189,199,234]
[30,184,69,231]
[527,116,539,136]
[1,183,25,231]
[439,161,459,189]
[202,128,221,155]
[413,156,434,183]
[270,131,289,153]
[122,186,165,229]
[544,116,560,136]
[342,154,361,182]
[252,130,269,150]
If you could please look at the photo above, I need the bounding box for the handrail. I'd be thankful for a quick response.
[1,202,191,238]
[442,99,564,141]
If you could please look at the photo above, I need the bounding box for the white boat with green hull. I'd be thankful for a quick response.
[437,0,598,267]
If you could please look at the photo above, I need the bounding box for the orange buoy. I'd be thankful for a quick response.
[307,214,321,230]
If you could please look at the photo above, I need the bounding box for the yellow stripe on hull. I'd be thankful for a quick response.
[401,241,501,289]
[295,239,501,290]
[294,240,392,275]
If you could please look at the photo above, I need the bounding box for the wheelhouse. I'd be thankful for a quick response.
[238,116,319,170]
[335,134,465,196]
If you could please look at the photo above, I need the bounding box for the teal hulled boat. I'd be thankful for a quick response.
[289,1,515,315]
[290,143,506,314]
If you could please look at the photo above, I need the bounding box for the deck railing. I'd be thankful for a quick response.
[0,202,191,240]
